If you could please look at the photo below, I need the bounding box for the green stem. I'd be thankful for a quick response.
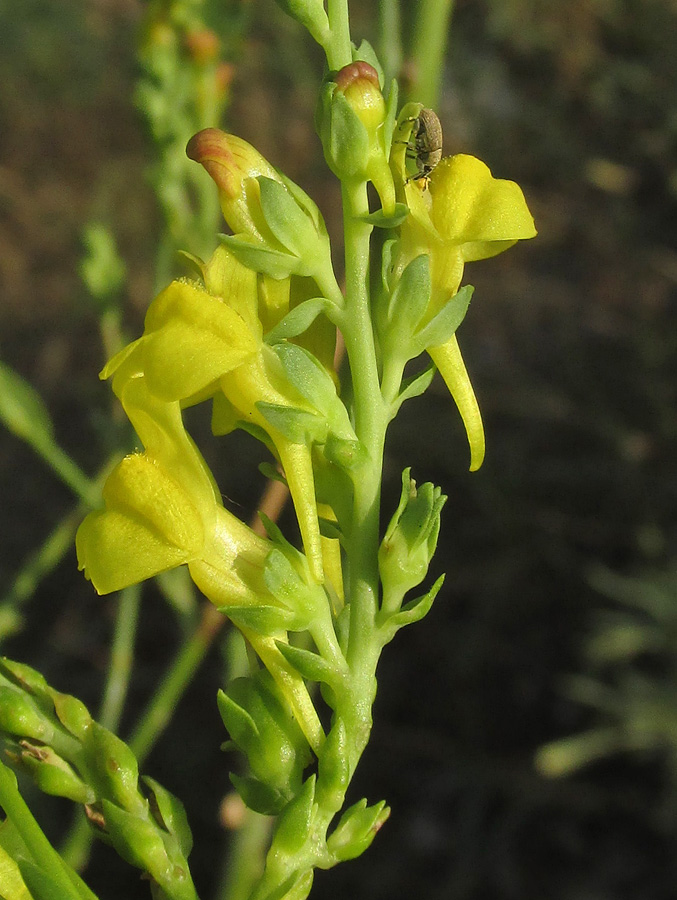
[341,180,384,670]
[378,0,403,85]
[98,584,141,732]
[59,585,141,869]
[339,179,389,771]
[128,603,225,764]
[32,438,100,508]
[325,0,352,69]
[407,0,455,108]
[214,809,272,900]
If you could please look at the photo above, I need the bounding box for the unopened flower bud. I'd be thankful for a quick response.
[316,62,396,213]
[0,687,53,743]
[379,469,446,609]
[187,128,279,237]
[217,671,310,796]
[326,798,390,862]
[187,129,335,284]
[83,723,145,815]
[14,742,95,804]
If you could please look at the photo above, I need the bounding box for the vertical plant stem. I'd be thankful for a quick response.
[215,808,272,900]
[340,179,388,762]
[326,0,352,69]
[378,0,403,85]
[98,584,141,732]
[128,602,225,764]
[408,0,455,108]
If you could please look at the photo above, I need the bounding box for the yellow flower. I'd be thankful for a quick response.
[115,257,326,582]
[76,346,270,599]
[397,153,536,470]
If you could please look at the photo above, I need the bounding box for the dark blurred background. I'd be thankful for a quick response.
[1,1,677,898]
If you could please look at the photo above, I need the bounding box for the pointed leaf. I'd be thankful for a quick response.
[274,641,337,685]
[413,284,474,353]
[142,776,193,857]
[219,234,299,279]
[388,254,431,329]
[229,772,286,815]
[265,298,333,344]
[258,177,318,261]
[380,575,446,639]
[394,364,436,409]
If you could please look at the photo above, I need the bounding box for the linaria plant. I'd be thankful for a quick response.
[0,1,536,898]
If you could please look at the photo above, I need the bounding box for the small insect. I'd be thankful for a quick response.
[404,107,443,186]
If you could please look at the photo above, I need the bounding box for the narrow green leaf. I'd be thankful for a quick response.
[388,254,431,330]
[265,298,332,344]
[395,364,436,409]
[258,177,318,261]
[413,284,474,352]
[0,362,54,447]
[219,234,299,279]
[379,575,445,639]
[142,776,193,857]
[274,641,337,685]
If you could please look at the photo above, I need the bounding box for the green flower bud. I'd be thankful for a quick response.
[0,658,50,700]
[13,742,95,804]
[82,723,145,815]
[187,129,334,283]
[326,798,390,862]
[0,687,53,743]
[378,469,446,610]
[102,800,198,900]
[49,689,93,740]
[316,62,395,214]
[217,670,311,796]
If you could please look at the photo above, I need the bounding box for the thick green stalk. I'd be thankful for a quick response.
[340,179,388,766]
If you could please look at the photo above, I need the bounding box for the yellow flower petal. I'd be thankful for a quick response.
[143,280,258,401]
[428,336,485,472]
[430,154,537,253]
[76,454,204,594]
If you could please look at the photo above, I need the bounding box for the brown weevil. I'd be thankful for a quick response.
[404,107,443,186]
